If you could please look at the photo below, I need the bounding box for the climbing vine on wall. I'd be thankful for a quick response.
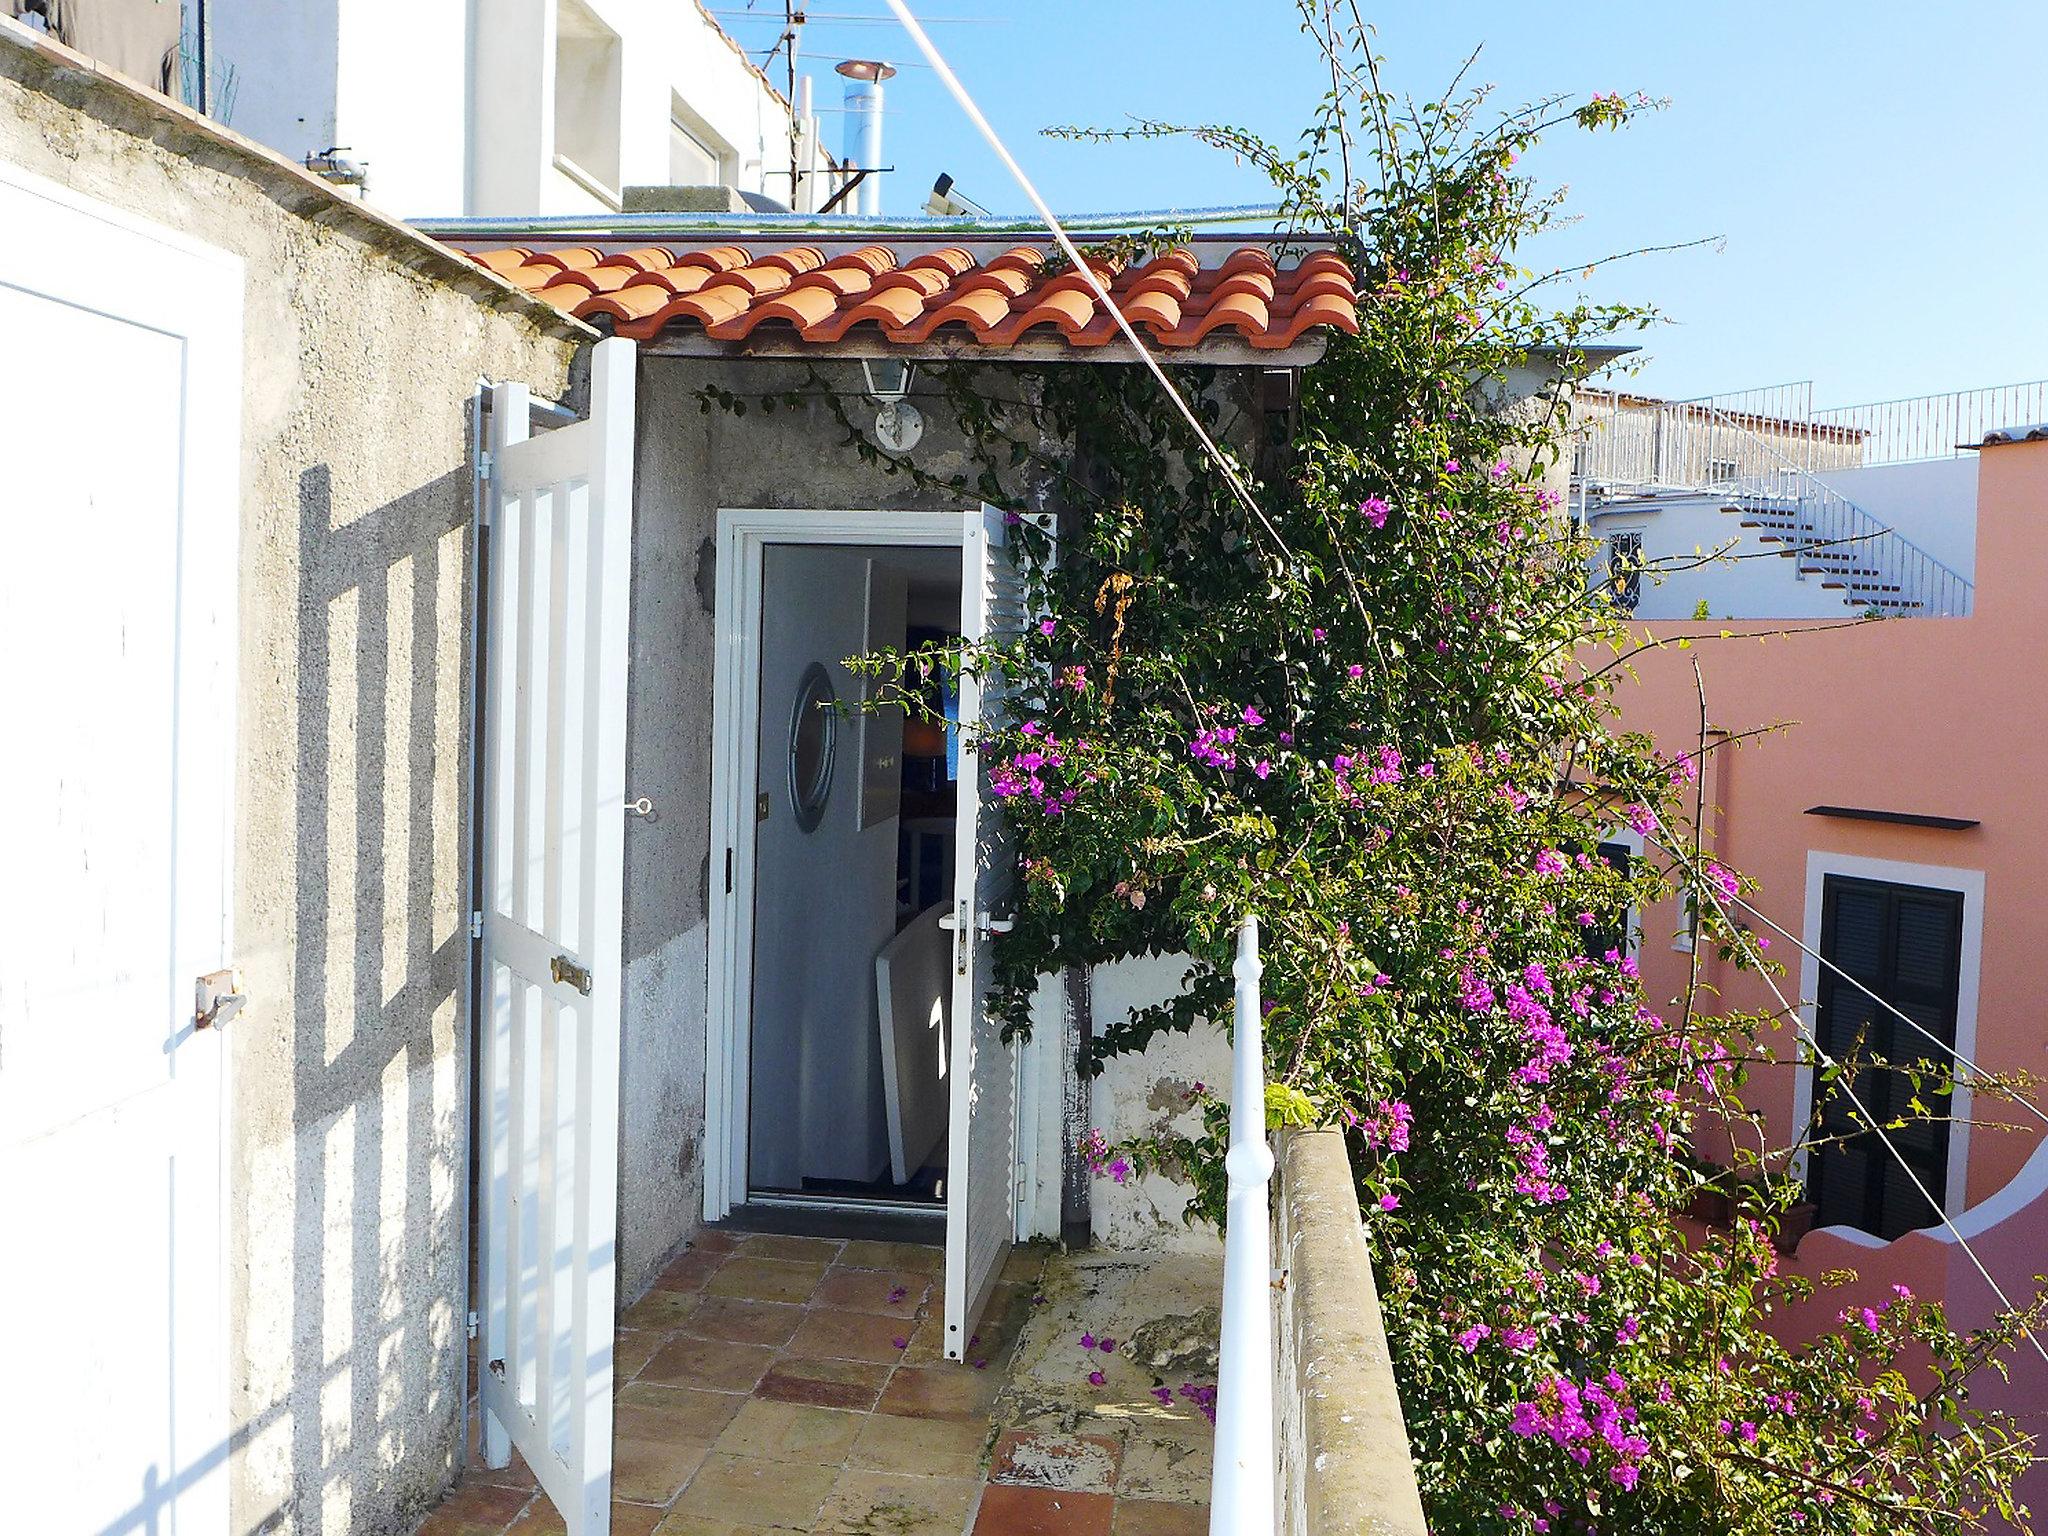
[707,12,2040,1532]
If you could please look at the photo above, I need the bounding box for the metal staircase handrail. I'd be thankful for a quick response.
[1696,403,1976,618]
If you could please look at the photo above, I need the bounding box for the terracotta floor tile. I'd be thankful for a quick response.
[662,1451,839,1530]
[899,1316,949,1366]
[617,1381,748,1442]
[731,1232,845,1264]
[620,1288,705,1333]
[678,1295,807,1348]
[1000,1246,1051,1285]
[414,1480,534,1536]
[650,1516,781,1536]
[463,1440,539,1490]
[507,1497,670,1536]
[1112,1433,1212,1504]
[638,1335,778,1394]
[1109,1497,1208,1536]
[754,1354,892,1411]
[690,1229,743,1256]
[988,1428,1123,1494]
[811,1267,932,1315]
[846,1412,992,1480]
[615,1329,664,1384]
[611,1433,716,1508]
[712,1397,865,1466]
[875,1363,1003,1423]
[656,1249,727,1293]
[704,1257,828,1306]
[836,1239,944,1274]
[787,1307,918,1364]
[971,1484,1115,1536]
[814,1468,978,1536]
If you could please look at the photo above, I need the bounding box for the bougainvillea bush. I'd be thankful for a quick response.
[778,15,2040,1533]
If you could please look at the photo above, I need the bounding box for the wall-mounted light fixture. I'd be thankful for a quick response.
[861,358,922,452]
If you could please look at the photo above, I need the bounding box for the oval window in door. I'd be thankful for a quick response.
[788,661,838,832]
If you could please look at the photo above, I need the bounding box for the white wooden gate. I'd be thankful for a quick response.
[942,503,1030,1359]
[477,337,636,1535]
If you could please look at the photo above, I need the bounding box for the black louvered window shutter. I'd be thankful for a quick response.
[1808,875,1964,1240]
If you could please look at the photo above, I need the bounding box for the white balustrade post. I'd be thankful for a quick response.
[1211,915,1275,1535]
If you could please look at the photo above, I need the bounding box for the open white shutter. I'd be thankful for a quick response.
[943,503,1030,1360]
[477,338,636,1535]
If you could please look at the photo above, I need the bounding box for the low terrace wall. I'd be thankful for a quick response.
[1275,1128,1430,1535]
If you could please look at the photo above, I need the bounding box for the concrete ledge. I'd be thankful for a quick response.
[1275,1128,1429,1536]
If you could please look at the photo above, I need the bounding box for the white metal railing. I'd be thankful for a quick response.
[1812,379,2048,467]
[1572,388,1977,617]
[1573,379,2048,489]
[1694,401,1975,618]
[1212,914,1275,1536]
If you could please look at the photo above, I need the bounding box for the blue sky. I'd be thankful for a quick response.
[714,1,2047,406]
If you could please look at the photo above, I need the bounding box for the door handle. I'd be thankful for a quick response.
[936,913,1015,936]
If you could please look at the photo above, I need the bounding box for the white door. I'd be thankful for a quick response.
[0,165,241,1534]
[942,504,1030,1360]
[477,338,636,1535]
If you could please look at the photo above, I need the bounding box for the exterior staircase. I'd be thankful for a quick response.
[1719,468,1973,618]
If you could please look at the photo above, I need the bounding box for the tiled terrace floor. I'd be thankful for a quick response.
[422,1232,1217,1536]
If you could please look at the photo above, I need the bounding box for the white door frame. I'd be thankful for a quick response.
[703,506,966,1221]
[1787,849,1984,1223]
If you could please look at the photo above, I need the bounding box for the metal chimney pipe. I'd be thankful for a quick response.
[835,59,894,216]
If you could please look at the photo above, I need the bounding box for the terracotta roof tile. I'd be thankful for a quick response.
[451,240,1358,354]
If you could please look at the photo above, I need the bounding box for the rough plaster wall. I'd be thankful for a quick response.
[0,38,578,1536]
[1085,955,1230,1254]
[619,358,1003,1299]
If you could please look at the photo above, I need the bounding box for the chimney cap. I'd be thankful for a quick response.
[835,59,896,83]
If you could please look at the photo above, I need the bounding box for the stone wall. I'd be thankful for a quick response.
[0,27,585,1534]
[1274,1129,1428,1536]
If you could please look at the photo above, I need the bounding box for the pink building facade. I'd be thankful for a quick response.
[1617,432,2048,1487]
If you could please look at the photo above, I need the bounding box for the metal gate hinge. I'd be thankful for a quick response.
[466,1310,479,1340]
[469,910,484,941]
[475,449,494,481]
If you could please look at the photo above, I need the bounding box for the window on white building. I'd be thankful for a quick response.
[554,0,623,203]
[669,96,735,187]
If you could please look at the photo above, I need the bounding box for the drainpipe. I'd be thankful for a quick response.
[836,59,894,215]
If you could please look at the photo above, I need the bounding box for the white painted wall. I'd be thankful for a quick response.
[1589,495,1848,622]
[1820,457,1979,581]
[208,0,834,217]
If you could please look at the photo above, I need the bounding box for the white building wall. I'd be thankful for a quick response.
[206,0,830,218]
[1589,495,1849,622]
[1819,457,1979,581]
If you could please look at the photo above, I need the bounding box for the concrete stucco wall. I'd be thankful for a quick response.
[0,29,583,1535]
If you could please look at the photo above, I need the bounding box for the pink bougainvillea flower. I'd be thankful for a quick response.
[1097,1337,1116,1354]
[1079,1332,1096,1350]
[1360,495,1391,529]
[1088,1369,1105,1387]
[1377,1193,1400,1212]
[1037,617,1056,636]
[887,1285,908,1304]
[1152,1387,1174,1406]
[891,1336,909,1350]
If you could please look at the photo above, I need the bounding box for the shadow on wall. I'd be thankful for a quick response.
[277,460,474,1533]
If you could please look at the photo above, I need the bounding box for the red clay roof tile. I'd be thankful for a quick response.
[451,240,1357,354]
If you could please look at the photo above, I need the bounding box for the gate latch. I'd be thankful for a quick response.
[550,954,594,996]
[194,968,246,1030]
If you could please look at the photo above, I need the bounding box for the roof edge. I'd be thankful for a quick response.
[0,17,595,344]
